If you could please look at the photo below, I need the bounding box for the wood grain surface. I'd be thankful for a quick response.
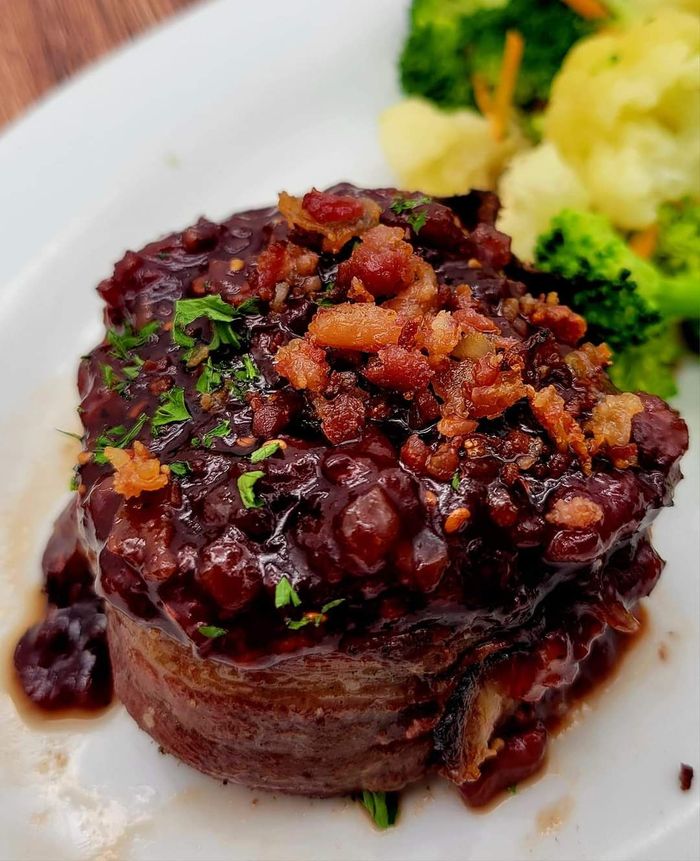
[0,0,200,128]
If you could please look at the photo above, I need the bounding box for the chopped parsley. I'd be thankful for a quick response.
[172,296,241,353]
[284,598,345,630]
[451,471,461,491]
[321,598,345,613]
[237,470,264,509]
[168,461,191,477]
[151,386,191,431]
[196,359,222,394]
[390,195,431,234]
[195,419,231,449]
[507,784,518,795]
[274,576,302,609]
[250,440,282,463]
[56,428,83,442]
[123,356,144,380]
[69,472,80,492]
[240,354,259,381]
[93,413,149,464]
[198,625,227,639]
[106,321,159,360]
[358,791,398,829]
[236,297,261,315]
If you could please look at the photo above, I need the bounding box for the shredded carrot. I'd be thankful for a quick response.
[560,0,609,20]
[491,30,525,142]
[472,73,494,120]
[629,224,659,259]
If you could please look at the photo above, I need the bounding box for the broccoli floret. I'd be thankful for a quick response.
[653,198,700,320]
[609,325,683,399]
[535,210,662,352]
[400,0,596,111]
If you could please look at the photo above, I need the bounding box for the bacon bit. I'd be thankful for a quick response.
[347,277,375,303]
[313,392,366,444]
[401,434,431,473]
[278,191,380,254]
[274,339,330,392]
[427,442,460,480]
[453,285,501,334]
[520,293,587,346]
[629,224,659,260]
[529,385,592,472]
[560,0,609,20]
[338,224,420,299]
[438,415,479,437]
[417,311,461,360]
[364,346,434,392]
[384,259,440,319]
[424,490,438,508]
[491,30,525,141]
[308,303,403,351]
[565,342,613,378]
[546,496,604,528]
[444,507,471,534]
[586,393,644,456]
[471,368,529,419]
[77,451,92,466]
[229,257,245,272]
[105,441,169,500]
[252,241,319,300]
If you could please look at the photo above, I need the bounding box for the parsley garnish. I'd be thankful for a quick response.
[250,440,282,463]
[93,413,148,464]
[507,784,518,795]
[169,461,191,477]
[237,470,264,509]
[240,354,259,380]
[236,298,261,315]
[196,358,222,394]
[358,791,398,829]
[69,472,80,492]
[284,598,345,629]
[151,386,191,431]
[274,576,301,609]
[172,296,241,354]
[123,356,144,380]
[451,471,461,491]
[198,625,227,639]
[56,428,82,442]
[196,419,231,449]
[321,598,345,613]
[390,195,431,234]
[106,321,159,360]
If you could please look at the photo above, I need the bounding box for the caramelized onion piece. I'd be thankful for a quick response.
[308,303,403,351]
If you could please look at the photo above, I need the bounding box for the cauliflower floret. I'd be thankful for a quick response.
[379,97,521,196]
[545,10,700,230]
[496,142,590,260]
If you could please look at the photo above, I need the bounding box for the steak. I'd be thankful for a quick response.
[15,186,688,803]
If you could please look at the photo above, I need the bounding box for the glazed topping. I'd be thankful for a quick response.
[64,184,687,663]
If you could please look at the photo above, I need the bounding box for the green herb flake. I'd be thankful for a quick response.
[56,428,83,442]
[196,359,222,394]
[250,440,282,463]
[390,195,431,215]
[274,576,302,609]
[172,296,238,350]
[236,298,261,315]
[151,386,191,431]
[123,356,144,380]
[285,616,314,630]
[451,471,460,491]
[507,784,518,795]
[407,210,428,234]
[241,354,259,380]
[106,321,159,360]
[237,470,265,509]
[320,598,345,614]
[168,461,191,477]
[198,625,227,639]
[93,413,149,464]
[69,472,80,492]
[199,419,231,449]
[359,791,398,829]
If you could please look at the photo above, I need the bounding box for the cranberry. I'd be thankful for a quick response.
[197,531,263,612]
[339,486,400,571]
[14,603,112,710]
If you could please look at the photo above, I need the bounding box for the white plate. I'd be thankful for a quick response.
[0,1,698,858]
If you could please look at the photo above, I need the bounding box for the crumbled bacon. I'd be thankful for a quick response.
[384,259,439,320]
[565,342,613,378]
[252,241,319,300]
[363,346,434,392]
[529,385,591,473]
[274,339,329,392]
[520,293,586,346]
[105,441,169,500]
[453,285,501,334]
[307,303,402,351]
[347,277,375,303]
[313,393,366,444]
[250,392,297,439]
[586,393,644,456]
[546,496,604,529]
[427,442,460,481]
[401,434,431,474]
[278,190,380,254]
[416,311,461,361]
[337,225,418,298]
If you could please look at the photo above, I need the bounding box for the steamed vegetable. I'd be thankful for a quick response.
[545,9,700,230]
[536,208,699,396]
[379,97,520,196]
[400,0,596,111]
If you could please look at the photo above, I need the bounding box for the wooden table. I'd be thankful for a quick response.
[0,0,200,128]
